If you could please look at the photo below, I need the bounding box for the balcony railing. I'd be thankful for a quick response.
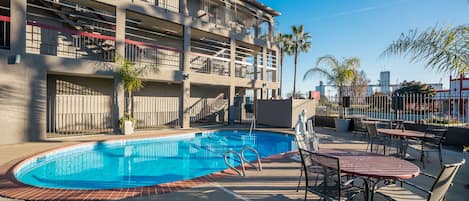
[190,52,230,76]
[26,21,115,62]
[0,15,10,49]
[125,40,181,70]
[138,0,179,13]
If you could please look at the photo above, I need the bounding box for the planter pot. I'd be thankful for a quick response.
[334,119,351,132]
[122,120,134,135]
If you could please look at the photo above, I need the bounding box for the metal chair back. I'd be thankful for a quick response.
[299,149,342,200]
[428,159,465,201]
[424,128,448,146]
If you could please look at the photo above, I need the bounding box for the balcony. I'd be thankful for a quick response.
[190,52,230,76]
[125,40,180,71]
[25,21,115,62]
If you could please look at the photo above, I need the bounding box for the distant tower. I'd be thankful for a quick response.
[380,71,390,94]
[315,81,325,96]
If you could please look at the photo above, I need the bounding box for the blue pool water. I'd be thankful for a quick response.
[15,130,296,190]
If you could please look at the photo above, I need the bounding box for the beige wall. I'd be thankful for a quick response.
[257,99,317,128]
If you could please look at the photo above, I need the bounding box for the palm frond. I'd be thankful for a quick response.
[381,25,469,75]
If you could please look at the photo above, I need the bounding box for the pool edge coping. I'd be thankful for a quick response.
[0,129,296,200]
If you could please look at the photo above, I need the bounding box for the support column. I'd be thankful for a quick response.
[230,38,236,77]
[179,0,188,16]
[10,0,26,56]
[179,25,191,128]
[113,4,126,133]
[261,47,268,99]
[228,85,236,125]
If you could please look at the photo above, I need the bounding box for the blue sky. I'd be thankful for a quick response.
[259,0,469,96]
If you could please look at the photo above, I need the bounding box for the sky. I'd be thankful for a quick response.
[259,0,469,97]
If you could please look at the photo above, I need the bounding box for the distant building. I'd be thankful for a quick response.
[379,71,391,95]
[434,74,469,116]
[314,70,444,97]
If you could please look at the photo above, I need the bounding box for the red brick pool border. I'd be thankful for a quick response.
[0,130,295,200]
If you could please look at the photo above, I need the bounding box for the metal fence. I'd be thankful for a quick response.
[132,96,180,129]
[317,93,469,127]
[125,41,180,70]
[0,17,9,49]
[26,22,115,61]
[47,95,113,135]
[139,0,180,13]
[189,95,228,123]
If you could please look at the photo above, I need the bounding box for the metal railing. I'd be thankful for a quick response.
[26,21,115,61]
[125,41,180,70]
[317,93,469,128]
[190,52,230,76]
[132,96,180,129]
[47,95,113,136]
[189,95,227,123]
[0,16,10,49]
[139,0,180,13]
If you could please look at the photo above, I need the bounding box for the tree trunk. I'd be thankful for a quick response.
[338,86,344,119]
[127,91,132,116]
[293,48,298,98]
[279,49,284,97]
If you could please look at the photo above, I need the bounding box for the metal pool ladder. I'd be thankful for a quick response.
[223,146,263,176]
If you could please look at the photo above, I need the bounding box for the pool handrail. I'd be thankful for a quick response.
[241,145,263,171]
[224,150,246,176]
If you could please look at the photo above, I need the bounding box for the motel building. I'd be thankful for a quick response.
[0,0,280,144]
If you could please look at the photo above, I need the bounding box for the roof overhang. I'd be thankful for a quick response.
[241,0,281,17]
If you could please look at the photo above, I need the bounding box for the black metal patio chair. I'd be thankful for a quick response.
[420,127,448,168]
[298,149,361,201]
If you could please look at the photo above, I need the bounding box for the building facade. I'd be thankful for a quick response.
[0,0,280,144]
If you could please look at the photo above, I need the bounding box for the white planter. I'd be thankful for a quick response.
[122,120,134,135]
[334,119,350,132]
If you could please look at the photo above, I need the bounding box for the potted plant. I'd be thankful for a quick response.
[303,55,359,132]
[117,55,144,135]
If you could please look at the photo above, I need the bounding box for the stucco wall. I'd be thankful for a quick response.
[257,99,317,128]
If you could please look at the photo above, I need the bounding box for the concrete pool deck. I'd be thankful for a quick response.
[0,127,467,201]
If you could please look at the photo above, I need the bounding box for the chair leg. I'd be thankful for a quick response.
[297,168,303,192]
[304,186,308,201]
[420,144,426,169]
[439,144,443,168]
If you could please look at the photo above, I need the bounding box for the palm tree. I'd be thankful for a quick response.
[274,33,293,97]
[382,25,469,76]
[290,25,311,98]
[117,56,144,116]
[303,55,359,118]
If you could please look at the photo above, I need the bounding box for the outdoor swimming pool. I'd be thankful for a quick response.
[14,130,296,190]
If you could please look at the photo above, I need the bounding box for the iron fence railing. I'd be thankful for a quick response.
[0,16,10,49]
[189,95,227,123]
[139,0,180,13]
[26,21,115,61]
[132,96,180,129]
[190,52,230,76]
[125,41,180,70]
[317,93,469,127]
[47,95,113,136]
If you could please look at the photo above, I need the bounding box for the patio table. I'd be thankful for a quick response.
[377,128,432,139]
[377,128,434,160]
[319,149,420,201]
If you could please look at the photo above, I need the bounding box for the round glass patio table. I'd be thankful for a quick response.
[319,149,420,201]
